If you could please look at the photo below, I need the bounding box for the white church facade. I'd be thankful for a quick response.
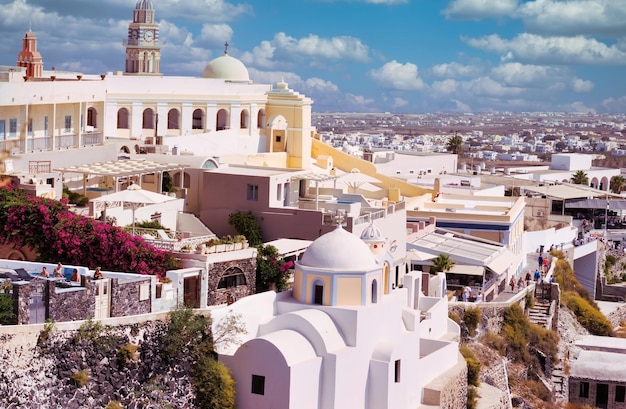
[0,0,313,172]
[211,223,466,409]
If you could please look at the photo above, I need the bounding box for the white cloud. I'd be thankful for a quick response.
[464,33,626,65]
[443,0,518,20]
[197,24,233,49]
[240,41,277,69]
[491,62,570,87]
[518,0,626,37]
[571,78,594,93]
[369,61,426,91]
[459,76,525,97]
[241,32,370,71]
[568,101,597,113]
[155,0,252,23]
[431,61,484,77]
[432,79,459,94]
[273,32,370,62]
[601,96,626,112]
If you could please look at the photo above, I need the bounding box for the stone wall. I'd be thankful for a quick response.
[13,281,32,325]
[0,319,197,408]
[207,257,256,306]
[438,355,469,409]
[110,277,151,317]
[569,378,626,409]
[48,280,96,322]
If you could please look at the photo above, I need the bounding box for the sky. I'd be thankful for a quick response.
[1,0,626,114]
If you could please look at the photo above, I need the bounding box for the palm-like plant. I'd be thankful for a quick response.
[571,170,589,185]
[610,175,626,194]
[430,253,455,274]
[446,133,463,155]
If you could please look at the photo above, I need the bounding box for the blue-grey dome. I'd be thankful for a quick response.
[135,0,153,10]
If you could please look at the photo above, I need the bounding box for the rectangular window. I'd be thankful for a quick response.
[580,382,589,398]
[394,359,401,383]
[276,135,281,142]
[247,184,258,201]
[276,183,282,201]
[251,375,265,395]
[44,116,48,137]
[9,118,17,138]
[616,385,625,402]
[0,120,5,140]
[314,285,324,305]
[27,118,33,135]
[64,115,72,132]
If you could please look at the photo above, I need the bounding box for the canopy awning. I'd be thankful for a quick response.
[565,198,626,210]
[486,249,515,275]
[448,265,484,276]
[55,159,184,179]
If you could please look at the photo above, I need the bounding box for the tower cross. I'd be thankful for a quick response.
[224,41,229,55]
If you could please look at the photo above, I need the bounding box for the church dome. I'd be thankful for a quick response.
[300,226,379,271]
[135,0,153,9]
[360,222,386,256]
[202,54,250,82]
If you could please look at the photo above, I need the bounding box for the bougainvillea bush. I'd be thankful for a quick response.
[0,182,179,276]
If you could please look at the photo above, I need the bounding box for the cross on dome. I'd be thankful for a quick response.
[224,41,229,55]
[333,210,346,227]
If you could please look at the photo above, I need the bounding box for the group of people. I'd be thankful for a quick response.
[38,262,87,283]
[461,286,482,303]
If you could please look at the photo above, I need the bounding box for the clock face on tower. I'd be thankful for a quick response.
[143,30,154,42]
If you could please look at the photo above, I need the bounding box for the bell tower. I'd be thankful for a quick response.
[125,0,161,75]
[17,29,43,78]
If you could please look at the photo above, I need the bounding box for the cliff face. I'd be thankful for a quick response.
[0,320,197,408]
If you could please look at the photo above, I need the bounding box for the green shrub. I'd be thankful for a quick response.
[467,385,479,409]
[105,401,123,409]
[77,317,103,342]
[525,379,552,402]
[228,211,263,247]
[562,292,613,336]
[460,346,481,387]
[606,254,617,267]
[71,370,90,387]
[117,343,139,366]
[193,356,236,409]
[464,307,481,338]
[162,307,213,361]
[448,311,461,325]
[0,289,16,325]
[38,320,55,345]
[135,220,168,230]
[481,332,506,356]
[525,292,535,310]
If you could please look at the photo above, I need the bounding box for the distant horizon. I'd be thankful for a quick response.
[1,0,625,114]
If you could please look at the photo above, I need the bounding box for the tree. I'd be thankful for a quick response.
[610,175,626,194]
[256,244,290,292]
[571,170,589,185]
[430,253,455,274]
[446,133,463,155]
[228,211,263,247]
[161,171,174,193]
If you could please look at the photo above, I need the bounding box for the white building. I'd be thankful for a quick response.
[212,223,465,409]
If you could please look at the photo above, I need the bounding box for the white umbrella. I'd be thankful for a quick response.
[96,183,175,235]
[337,168,381,193]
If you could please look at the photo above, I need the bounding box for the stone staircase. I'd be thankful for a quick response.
[528,300,551,328]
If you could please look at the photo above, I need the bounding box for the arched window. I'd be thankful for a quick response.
[142,108,155,129]
[192,109,204,130]
[218,267,247,289]
[312,279,324,305]
[371,279,378,304]
[117,108,129,129]
[87,107,97,128]
[216,109,228,131]
[167,109,180,129]
[240,109,249,129]
[257,109,266,129]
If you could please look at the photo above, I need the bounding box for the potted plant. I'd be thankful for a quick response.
[180,244,192,253]
[204,239,219,253]
[234,235,248,250]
